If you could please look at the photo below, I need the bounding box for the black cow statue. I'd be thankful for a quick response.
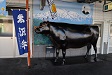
[34,21,99,65]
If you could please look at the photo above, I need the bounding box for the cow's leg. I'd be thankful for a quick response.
[55,49,59,62]
[93,44,97,62]
[62,48,66,65]
[85,44,91,58]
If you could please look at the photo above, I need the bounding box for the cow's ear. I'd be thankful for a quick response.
[47,21,50,27]
[46,21,49,23]
[46,21,50,26]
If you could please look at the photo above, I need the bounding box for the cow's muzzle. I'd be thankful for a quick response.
[34,26,41,33]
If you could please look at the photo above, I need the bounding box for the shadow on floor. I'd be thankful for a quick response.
[45,55,102,66]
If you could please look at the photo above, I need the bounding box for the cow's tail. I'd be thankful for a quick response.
[90,26,99,44]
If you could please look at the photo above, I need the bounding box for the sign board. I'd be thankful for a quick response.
[12,9,28,55]
[104,2,112,11]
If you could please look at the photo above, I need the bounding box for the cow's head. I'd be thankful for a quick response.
[34,21,50,34]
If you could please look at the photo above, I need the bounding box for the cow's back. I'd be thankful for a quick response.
[65,25,99,48]
[50,22,90,31]
[49,22,99,48]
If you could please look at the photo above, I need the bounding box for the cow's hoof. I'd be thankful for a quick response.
[62,60,66,65]
[84,55,88,59]
[94,58,98,62]
[62,61,65,65]
[54,59,58,62]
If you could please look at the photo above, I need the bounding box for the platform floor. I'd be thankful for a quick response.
[1,54,112,75]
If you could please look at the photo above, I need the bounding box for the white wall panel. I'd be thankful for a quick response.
[93,1,112,54]
[0,37,13,58]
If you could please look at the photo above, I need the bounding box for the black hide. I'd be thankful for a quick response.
[35,21,99,65]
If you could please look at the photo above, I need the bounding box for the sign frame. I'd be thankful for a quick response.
[103,2,112,12]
